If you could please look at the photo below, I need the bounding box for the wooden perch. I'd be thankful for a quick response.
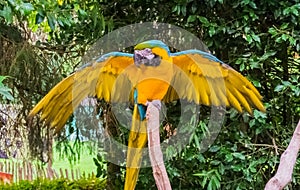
[147,102,172,190]
[265,119,300,190]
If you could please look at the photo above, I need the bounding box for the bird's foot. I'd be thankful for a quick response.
[146,100,161,120]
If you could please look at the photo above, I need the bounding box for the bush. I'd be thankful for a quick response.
[0,177,106,190]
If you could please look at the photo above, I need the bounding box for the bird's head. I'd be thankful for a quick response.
[134,40,171,67]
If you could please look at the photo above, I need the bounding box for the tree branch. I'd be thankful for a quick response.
[265,120,300,190]
[147,102,172,190]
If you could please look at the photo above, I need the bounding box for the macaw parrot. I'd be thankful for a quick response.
[29,40,265,189]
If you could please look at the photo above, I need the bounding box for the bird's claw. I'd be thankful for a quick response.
[146,100,161,120]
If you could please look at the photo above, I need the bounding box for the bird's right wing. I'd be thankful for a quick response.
[28,52,134,132]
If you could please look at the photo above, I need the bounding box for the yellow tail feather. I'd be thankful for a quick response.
[124,105,147,190]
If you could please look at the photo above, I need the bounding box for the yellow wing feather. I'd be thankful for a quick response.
[30,50,265,131]
[168,53,265,114]
[197,76,211,105]
[29,55,134,131]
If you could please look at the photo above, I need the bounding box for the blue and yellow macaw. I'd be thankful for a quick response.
[29,40,265,189]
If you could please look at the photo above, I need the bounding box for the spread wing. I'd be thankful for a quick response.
[164,50,265,114]
[29,52,134,132]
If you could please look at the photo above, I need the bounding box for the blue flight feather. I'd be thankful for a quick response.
[172,49,224,64]
[134,89,146,120]
[78,52,133,71]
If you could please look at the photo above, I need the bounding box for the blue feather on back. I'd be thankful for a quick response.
[172,50,224,64]
[134,89,147,120]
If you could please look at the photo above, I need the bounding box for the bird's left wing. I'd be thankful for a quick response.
[29,52,134,132]
[164,50,265,114]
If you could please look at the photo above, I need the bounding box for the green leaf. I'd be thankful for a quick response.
[249,1,257,9]
[282,81,291,86]
[291,7,299,16]
[293,86,300,96]
[251,33,260,42]
[209,145,220,152]
[172,5,178,13]
[225,153,233,162]
[7,0,16,6]
[78,9,87,18]
[249,61,260,69]
[268,27,277,36]
[211,175,221,189]
[260,50,277,61]
[210,160,221,165]
[193,133,201,151]
[196,153,206,163]
[243,15,249,21]
[93,157,100,167]
[36,12,45,24]
[253,110,267,119]
[21,2,34,15]
[275,37,282,43]
[209,26,215,37]
[201,176,208,188]
[231,164,243,171]
[47,13,56,30]
[101,15,105,30]
[283,7,289,15]
[235,58,242,65]
[199,121,208,136]
[252,80,261,88]
[250,167,257,173]
[0,5,13,24]
[0,86,14,100]
[0,75,9,84]
[249,119,256,128]
[244,26,250,33]
[181,5,186,16]
[283,6,299,16]
[198,16,209,25]
[289,37,296,45]
[281,34,289,41]
[249,10,258,20]
[232,152,245,160]
[219,163,225,174]
[242,0,250,5]
[0,76,13,101]
[274,84,284,92]
[240,63,245,71]
[255,127,264,135]
[187,15,196,23]
[245,34,253,43]
[280,23,289,30]
[207,180,213,190]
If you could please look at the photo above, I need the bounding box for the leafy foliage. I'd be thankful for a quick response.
[0,0,300,189]
[0,177,106,190]
[0,76,13,101]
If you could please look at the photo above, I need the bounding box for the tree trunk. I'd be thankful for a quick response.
[147,102,172,190]
[104,106,121,190]
[265,120,300,190]
[280,42,289,126]
[106,162,121,190]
